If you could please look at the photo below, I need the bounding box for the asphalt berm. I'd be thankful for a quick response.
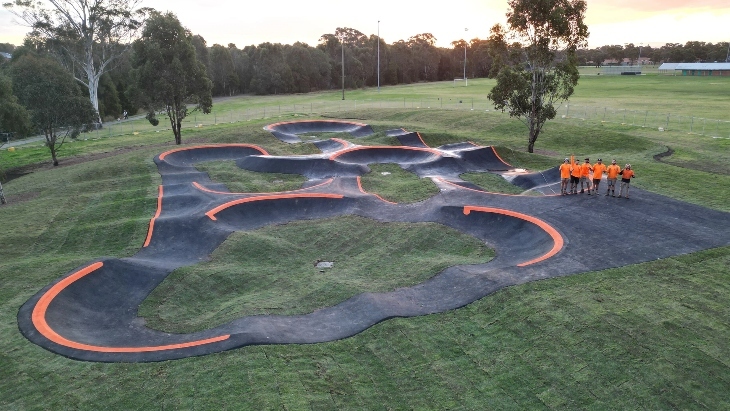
[17,120,730,362]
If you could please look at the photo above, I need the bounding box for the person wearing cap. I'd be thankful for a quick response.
[580,158,593,194]
[591,158,607,195]
[559,158,572,195]
[618,164,635,198]
[605,159,621,196]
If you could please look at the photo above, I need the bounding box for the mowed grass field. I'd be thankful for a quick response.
[1,73,730,409]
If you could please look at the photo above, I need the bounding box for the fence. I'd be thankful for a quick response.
[67,98,495,141]
[558,104,730,138]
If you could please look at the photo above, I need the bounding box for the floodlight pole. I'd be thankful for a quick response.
[464,28,468,86]
[638,42,643,66]
[377,20,380,92]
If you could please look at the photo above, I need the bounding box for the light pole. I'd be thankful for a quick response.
[638,42,643,66]
[464,28,468,86]
[377,20,380,92]
[341,34,345,100]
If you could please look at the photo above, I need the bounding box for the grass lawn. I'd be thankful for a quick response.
[139,215,494,334]
[1,74,730,409]
[358,163,440,203]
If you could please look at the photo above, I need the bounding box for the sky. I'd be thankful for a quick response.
[1,0,729,49]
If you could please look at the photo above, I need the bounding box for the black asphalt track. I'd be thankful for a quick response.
[264,119,375,143]
[17,121,730,362]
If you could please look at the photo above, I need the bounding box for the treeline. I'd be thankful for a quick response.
[2,34,728,124]
[577,41,730,66]
[0,27,500,122]
[191,28,495,97]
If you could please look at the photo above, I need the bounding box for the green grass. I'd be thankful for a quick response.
[358,163,439,203]
[1,76,730,409]
[139,216,494,333]
[460,172,526,195]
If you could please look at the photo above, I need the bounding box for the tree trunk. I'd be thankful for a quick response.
[0,181,6,205]
[50,144,59,166]
[175,119,182,145]
[45,131,59,166]
[51,149,59,166]
[527,116,539,154]
[168,106,182,145]
[528,70,538,153]
[83,37,103,124]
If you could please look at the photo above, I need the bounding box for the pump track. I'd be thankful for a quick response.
[17,120,730,362]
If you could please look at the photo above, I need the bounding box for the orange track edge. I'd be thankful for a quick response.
[463,206,564,266]
[143,185,163,247]
[158,144,269,160]
[193,178,334,196]
[356,177,398,205]
[31,262,230,353]
[206,193,344,221]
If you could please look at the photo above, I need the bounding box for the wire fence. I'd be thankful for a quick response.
[6,97,730,147]
[558,104,730,138]
[62,98,495,142]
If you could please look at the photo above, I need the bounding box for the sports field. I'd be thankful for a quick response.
[1,73,729,409]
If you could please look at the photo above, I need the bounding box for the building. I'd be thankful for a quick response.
[602,57,653,66]
[658,62,730,76]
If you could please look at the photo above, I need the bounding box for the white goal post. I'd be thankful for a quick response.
[453,78,468,87]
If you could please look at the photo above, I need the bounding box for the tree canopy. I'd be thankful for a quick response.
[9,53,97,165]
[132,11,212,145]
[0,71,33,138]
[3,0,151,121]
[488,0,588,153]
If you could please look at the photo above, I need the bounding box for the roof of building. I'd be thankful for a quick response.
[0,52,12,59]
[659,62,730,71]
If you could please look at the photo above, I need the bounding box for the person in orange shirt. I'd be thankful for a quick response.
[559,158,572,195]
[580,158,593,194]
[618,163,635,199]
[570,157,582,194]
[605,159,621,197]
[591,158,607,195]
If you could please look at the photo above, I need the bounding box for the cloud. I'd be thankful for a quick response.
[587,11,730,48]
[591,0,730,13]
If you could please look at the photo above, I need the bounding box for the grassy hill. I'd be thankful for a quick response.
[1,75,729,409]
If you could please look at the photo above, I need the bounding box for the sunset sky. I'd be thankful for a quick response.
[2,0,729,49]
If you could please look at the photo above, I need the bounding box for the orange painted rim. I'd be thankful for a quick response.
[356,176,398,205]
[415,132,429,147]
[31,262,230,353]
[193,178,334,196]
[490,146,514,168]
[143,185,164,247]
[158,144,269,160]
[329,138,350,148]
[205,193,344,221]
[462,206,564,266]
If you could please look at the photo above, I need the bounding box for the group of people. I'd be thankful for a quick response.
[559,157,636,198]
